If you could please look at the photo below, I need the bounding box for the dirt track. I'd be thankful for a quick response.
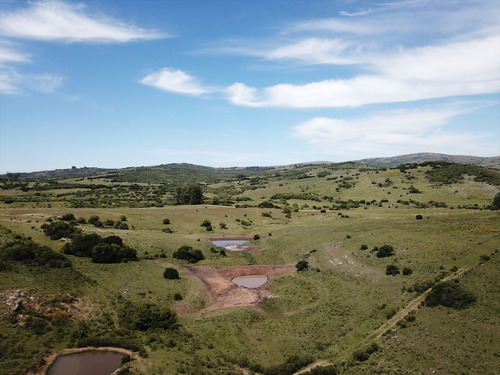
[185,265,295,312]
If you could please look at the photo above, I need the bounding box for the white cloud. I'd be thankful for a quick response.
[0,69,64,94]
[24,74,65,93]
[227,34,500,108]
[0,1,165,43]
[265,38,356,65]
[292,106,498,159]
[0,70,23,95]
[140,68,211,96]
[0,41,31,65]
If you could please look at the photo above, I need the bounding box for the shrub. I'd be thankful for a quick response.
[41,220,78,240]
[376,244,395,258]
[61,213,76,221]
[296,260,309,271]
[402,267,413,275]
[163,267,180,280]
[163,218,171,225]
[416,214,423,220]
[219,222,227,230]
[262,212,272,217]
[200,220,211,228]
[425,281,477,309]
[386,264,400,275]
[174,293,183,301]
[172,246,204,263]
[360,244,368,250]
[88,215,100,225]
[253,234,260,240]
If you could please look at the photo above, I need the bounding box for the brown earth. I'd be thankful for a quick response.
[183,264,295,313]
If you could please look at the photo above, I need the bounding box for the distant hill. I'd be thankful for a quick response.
[354,153,500,168]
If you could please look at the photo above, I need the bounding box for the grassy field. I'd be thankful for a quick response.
[0,162,499,374]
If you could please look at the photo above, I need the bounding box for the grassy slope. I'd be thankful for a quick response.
[0,162,499,374]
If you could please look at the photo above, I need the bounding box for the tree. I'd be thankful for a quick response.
[492,192,500,210]
[175,184,203,205]
[41,220,78,240]
[173,246,204,263]
[386,264,400,275]
[402,267,413,275]
[376,245,395,258]
[163,267,180,280]
[296,260,309,271]
[425,281,476,309]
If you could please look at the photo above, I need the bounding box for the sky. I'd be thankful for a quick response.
[0,0,499,173]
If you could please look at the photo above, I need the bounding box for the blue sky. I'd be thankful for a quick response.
[0,0,499,173]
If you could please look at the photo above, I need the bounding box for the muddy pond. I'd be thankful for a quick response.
[211,240,248,248]
[232,275,268,288]
[47,350,123,375]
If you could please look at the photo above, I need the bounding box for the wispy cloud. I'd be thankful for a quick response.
[226,35,500,108]
[0,0,166,43]
[140,68,211,96]
[292,105,498,158]
[0,41,31,65]
[0,69,64,94]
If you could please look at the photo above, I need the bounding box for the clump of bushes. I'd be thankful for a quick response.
[352,342,379,362]
[41,220,79,240]
[62,233,137,263]
[200,220,212,231]
[172,246,204,263]
[1,239,72,268]
[425,281,477,309]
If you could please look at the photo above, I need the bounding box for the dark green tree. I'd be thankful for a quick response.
[296,260,309,271]
[163,267,180,280]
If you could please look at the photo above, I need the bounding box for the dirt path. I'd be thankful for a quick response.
[291,268,467,375]
[183,265,296,313]
[371,267,466,340]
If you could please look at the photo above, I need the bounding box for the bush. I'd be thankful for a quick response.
[163,267,180,280]
[163,218,171,225]
[296,260,309,271]
[174,293,183,301]
[376,244,395,258]
[416,214,423,220]
[88,215,100,225]
[386,264,400,275]
[402,267,413,275]
[253,234,260,240]
[360,244,368,250]
[425,281,477,309]
[200,220,211,228]
[41,220,78,240]
[61,213,76,221]
[172,246,204,263]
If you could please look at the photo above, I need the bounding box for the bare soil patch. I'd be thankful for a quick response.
[184,265,295,312]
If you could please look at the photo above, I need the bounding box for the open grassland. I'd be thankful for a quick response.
[0,161,499,374]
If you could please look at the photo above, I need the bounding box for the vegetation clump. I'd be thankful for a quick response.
[425,281,477,309]
[296,260,309,271]
[62,233,137,263]
[375,245,395,258]
[163,267,180,280]
[1,238,72,268]
[386,264,400,275]
[41,220,79,240]
[172,246,204,263]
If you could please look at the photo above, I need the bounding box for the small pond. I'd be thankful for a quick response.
[232,275,268,289]
[47,350,124,375]
[212,240,248,248]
